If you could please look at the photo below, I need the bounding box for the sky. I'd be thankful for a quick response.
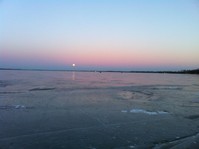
[0,0,199,71]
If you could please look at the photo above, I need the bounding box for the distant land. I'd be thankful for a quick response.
[0,68,199,74]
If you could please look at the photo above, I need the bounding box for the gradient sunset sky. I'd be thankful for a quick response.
[0,0,199,71]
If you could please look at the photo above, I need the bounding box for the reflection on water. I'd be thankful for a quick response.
[72,72,76,81]
[0,70,199,89]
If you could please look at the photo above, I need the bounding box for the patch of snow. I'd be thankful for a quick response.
[130,108,168,115]
[15,105,26,109]
[157,111,169,114]
[121,110,128,113]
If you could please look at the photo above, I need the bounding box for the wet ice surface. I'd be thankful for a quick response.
[0,70,199,149]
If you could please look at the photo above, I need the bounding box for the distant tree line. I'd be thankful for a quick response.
[179,68,199,74]
[0,68,199,74]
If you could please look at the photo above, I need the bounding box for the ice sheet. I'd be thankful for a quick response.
[0,70,199,149]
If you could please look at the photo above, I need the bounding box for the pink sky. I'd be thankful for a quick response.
[0,0,199,70]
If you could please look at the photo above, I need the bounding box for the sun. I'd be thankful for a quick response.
[72,64,76,67]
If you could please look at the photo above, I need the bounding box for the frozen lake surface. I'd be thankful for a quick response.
[0,70,199,149]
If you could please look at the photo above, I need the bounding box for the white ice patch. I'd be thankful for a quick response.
[121,110,128,113]
[15,105,26,109]
[129,108,168,115]
[129,145,135,148]
[154,86,181,90]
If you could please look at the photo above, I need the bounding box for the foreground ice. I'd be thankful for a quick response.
[0,70,199,149]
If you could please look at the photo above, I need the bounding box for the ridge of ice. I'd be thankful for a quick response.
[15,105,26,109]
[121,108,169,115]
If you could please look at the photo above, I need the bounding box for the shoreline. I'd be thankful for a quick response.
[0,67,198,74]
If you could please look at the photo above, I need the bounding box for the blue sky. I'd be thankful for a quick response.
[0,0,199,70]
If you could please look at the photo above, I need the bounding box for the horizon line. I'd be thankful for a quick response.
[0,67,198,74]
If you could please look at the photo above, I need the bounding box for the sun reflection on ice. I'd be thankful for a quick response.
[72,72,76,80]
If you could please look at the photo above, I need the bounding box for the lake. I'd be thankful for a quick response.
[0,70,199,149]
